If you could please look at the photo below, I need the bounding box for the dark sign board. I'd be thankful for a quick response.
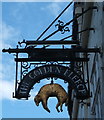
[16,64,89,100]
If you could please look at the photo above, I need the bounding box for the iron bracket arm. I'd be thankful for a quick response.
[2,48,101,54]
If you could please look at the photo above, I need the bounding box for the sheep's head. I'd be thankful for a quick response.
[34,95,41,106]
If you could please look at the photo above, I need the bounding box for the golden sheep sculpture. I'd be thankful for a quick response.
[34,83,68,113]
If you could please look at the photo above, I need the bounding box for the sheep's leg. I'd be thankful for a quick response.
[56,102,60,112]
[65,98,68,106]
[42,99,50,113]
[60,103,63,112]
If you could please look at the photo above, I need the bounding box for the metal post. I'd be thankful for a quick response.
[15,46,19,97]
[20,62,22,81]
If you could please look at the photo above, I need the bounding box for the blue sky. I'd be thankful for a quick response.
[1,1,73,118]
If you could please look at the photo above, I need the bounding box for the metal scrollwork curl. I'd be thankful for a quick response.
[46,62,51,65]
[55,20,70,34]
[75,62,82,69]
[53,62,59,65]
[22,62,31,69]
[22,69,28,77]
[33,64,39,68]
[18,39,27,48]
[47,77,50,80]
[64,80,67,83]
[54,77,58,80]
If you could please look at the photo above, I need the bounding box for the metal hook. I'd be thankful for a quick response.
[50,77,54,84]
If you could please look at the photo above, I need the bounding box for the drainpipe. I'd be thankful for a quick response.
[81,2,94,48]
[71,3,94,119]
[72,97,79,119]
[81,3,94,119]
[101,2,104,118]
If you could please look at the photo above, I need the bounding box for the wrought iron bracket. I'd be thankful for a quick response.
[79,100,90,107]
[55,20,70,34]
[2,47,101,54]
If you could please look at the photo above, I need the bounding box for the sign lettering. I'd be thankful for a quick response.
[29,72,35,79]
[55,66,61,73]
[38,68,42,75]
[74,79,82,85]
[64,69,69,76]
[68,72,75,78]
[18,65,89,100]
[43,67,47,74]
[33,71,38,77]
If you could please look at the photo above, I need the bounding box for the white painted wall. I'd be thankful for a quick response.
[76,2,104,118]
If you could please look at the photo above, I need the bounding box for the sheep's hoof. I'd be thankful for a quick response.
[57,109,60,113]
[61,109,63,112]
[47,109,50,113]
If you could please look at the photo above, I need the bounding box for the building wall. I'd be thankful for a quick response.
[72,2,104,119]
[87,2,103,118]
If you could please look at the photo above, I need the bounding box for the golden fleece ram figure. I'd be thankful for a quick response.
[34,83,68,113]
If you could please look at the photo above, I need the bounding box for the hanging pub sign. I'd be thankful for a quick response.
[16,64,89,100]
[2,47,100,100]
